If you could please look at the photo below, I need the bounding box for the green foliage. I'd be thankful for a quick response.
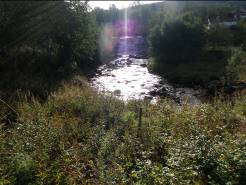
[0,1,99,67]
[148,2,246,89]
[0,78,245,184]
[0,2,246,184]
[238,20,246,51]
[149,14,205,64]
[226,48,246,84]
[0,1,100,99]
[93,5,120,25]
[206,25,234,47]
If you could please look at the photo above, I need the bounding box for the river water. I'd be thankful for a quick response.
[90,36,201,105]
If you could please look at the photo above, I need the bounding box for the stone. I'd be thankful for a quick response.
[113,89,121,96]
[140,64,147,67]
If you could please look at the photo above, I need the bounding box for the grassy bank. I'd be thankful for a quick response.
[0,76,245,184]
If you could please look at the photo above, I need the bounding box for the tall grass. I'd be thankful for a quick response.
[0,76,245,184]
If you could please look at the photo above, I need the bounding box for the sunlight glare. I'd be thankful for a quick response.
[89,1,161,9]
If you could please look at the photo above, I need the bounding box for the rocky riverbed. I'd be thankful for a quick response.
[90,36,205,105]
[91,55,205,105]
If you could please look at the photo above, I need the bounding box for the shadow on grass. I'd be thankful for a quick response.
[0,48,78,104]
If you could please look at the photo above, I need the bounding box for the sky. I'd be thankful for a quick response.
[89,1,162,10]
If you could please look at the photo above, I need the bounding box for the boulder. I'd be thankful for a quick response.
[144,95,153,101]
[113,89,121,96]
[140,63,147,67]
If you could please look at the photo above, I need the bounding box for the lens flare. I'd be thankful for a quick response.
[124,7,128,54]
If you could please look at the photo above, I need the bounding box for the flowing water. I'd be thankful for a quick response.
[90,36,202,105]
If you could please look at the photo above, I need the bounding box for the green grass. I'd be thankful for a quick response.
[0,76,245,184]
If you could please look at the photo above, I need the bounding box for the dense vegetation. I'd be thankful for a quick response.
[0,1,99,99]
[149,13,205,64]
[1,77,245,184]
[0,1,245,185]
[148,2,246,90]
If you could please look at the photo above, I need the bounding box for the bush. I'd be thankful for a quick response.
[226,48,246,84]
[149,14,205,64]
[206,25,234,47]
[0,77,245,184]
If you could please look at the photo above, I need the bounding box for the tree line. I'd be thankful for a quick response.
[148,1,246,90]
[0,1,245,98]
[0,1,99,99]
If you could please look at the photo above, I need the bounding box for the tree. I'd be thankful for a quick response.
[0,1,99,70]
[149,14,205,64]
[206,25,233,48]
[0,1,100,97]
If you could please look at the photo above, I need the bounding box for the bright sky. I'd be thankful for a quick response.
[89,1,162,10]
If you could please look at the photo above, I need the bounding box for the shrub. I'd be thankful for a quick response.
[149,14,205,64]
[0,78,245,184]
[226,48,246,84]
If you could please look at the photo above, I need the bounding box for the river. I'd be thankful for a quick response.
[90,36,202,105]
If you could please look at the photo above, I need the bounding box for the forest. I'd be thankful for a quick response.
[0,1,245,184]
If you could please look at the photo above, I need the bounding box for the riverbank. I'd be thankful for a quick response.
[148,49,246,98]
[1,1,245,184]
[1,75,245,184]
[90,54,204,105]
